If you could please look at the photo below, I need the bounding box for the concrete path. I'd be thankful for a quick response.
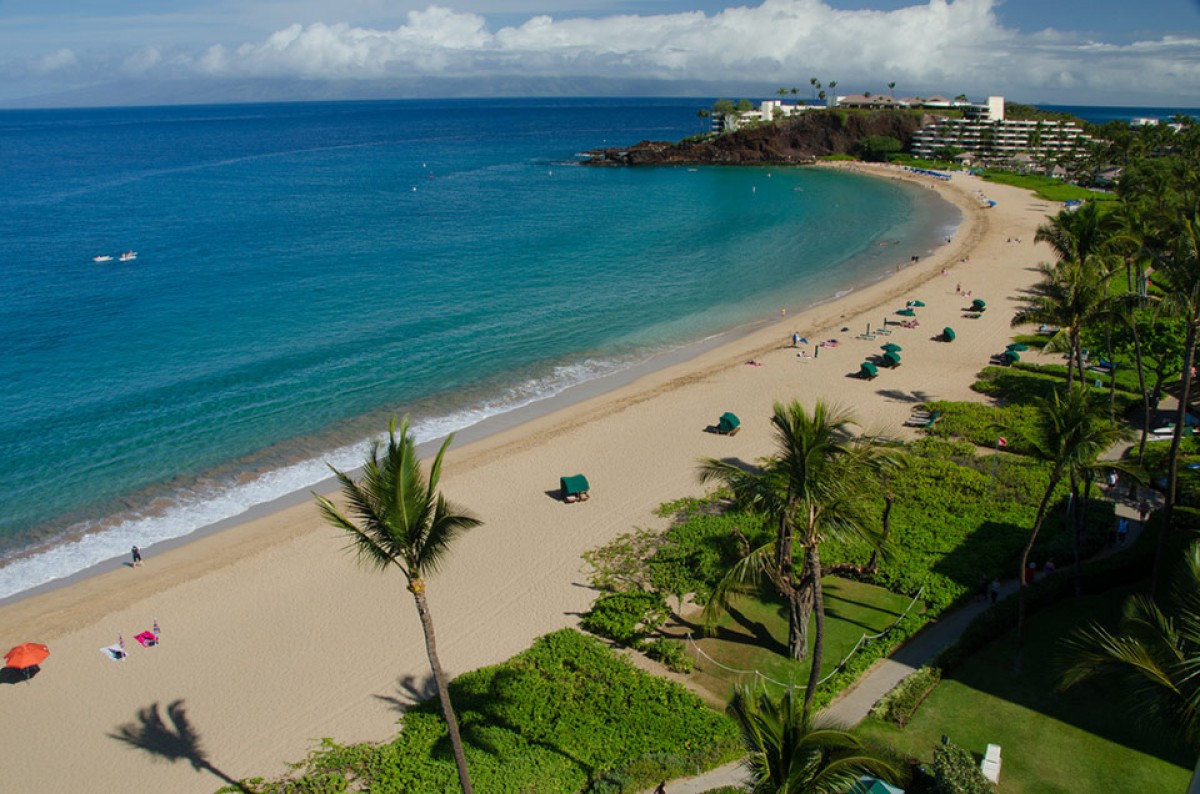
[641,483,1156,794]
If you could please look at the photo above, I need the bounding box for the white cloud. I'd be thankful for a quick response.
[33,49,77,73]
[10,0,1200,104]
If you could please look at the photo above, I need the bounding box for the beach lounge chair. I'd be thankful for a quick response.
[904,410,941,428]
[716,412,741,436]
[880,351,901,368]
[980,743,1002,783]
[971,298,987,312]
[942,327,955,342]
[859,362,878,380]
[560,474,590,503]
[100,645,127,662]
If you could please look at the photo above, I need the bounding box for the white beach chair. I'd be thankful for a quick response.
[980,743,1002,783]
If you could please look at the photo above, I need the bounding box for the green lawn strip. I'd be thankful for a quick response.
[855,589,1191,794]
[980,170,1116,203]
[667,577,914,703]
[236,629,740,793]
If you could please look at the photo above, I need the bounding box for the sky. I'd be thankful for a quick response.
[2,0,1199,107]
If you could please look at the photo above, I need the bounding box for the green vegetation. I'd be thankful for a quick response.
[857,590,1192,793]
[237,630,741,793]
[980,169,1115,202]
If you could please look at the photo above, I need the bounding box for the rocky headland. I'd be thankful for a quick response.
[583,109,929,166]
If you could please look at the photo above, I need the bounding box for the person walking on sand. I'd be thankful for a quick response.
[131,545,142,567]
[653,783,666,794]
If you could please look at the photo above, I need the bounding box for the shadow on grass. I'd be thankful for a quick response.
[945,588,1192,770]
[109,699,249,792]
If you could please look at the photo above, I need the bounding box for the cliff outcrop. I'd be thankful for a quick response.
[584,110,930,166]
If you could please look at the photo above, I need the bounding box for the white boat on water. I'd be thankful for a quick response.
[93,255,113,263]
[119,251,138,262]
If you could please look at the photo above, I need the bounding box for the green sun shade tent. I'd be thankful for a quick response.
[943,327,956,342]
[896,308,916,317]
[909,300,926,307]
[860,361,878,379]
[1003,350,1020,364]
[1007,342,1029,351]
[717,412,741,435]
[882,351,902,367]
[972,298,987,311]
[881,343,902,352]
[560,474,590,499]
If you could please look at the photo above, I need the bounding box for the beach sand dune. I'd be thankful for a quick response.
[0,169,1056,793]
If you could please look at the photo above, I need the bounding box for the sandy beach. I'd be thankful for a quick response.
[0,166,1060,793]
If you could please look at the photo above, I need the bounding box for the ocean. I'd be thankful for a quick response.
[0,97,960,599]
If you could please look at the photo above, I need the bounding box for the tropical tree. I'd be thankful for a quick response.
[1001,386,1132,672]
[1060,541,1200,747]
[888,81,896,98]
[313,418,481,793]
[1150,212,1200,594]
[730,684,901,793]
[699,402,895,715]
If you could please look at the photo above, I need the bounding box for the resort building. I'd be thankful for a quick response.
[909,97,1091,165]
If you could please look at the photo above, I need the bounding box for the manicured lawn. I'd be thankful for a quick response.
[664,577,916,702]
[856,589,1193,793]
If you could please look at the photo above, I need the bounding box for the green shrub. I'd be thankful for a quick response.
[644,638,695,673]
[932,742,994,793]
[581,591,670,646]
[872,666,942,727]
[242,630,741,793]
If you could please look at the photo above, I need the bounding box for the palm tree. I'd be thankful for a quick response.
[1060,541,1200,746]
[1151,213,1200,595]
[314,418,481,793]
[1002,387,1132,672]
[700,402,894,714]
[887,81,896,98]
[730,684,901,793]
[1012,208,1123,391]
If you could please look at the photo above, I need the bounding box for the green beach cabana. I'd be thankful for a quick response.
[942,327,955,342]
[972,298,987,312]
[560,474,591,503]
[716,412,741,436]
[1006,342,1029,351]
[896,308,916,317]
[859,362,878,380]
[908,300,926,307]
[881,351,902,368]
[1003,350,1020,365]
[881,343,902,353]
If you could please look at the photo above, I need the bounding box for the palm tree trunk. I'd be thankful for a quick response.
[1155,319,1199,596]
[1131,316,1150,465]
[412,586,473,794]
[802,545,826,721]
[1016,475,1060,673]
[868,491,893,574]
[1069,472,1084,596]
[777,501,810,660]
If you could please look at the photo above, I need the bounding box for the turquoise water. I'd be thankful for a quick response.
[0,98,958,597]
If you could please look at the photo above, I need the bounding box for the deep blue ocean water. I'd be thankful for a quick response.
[0,97,960,598]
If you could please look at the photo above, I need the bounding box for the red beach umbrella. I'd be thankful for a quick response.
[4,642,49,669]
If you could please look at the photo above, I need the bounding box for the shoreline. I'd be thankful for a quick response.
[0,164,1056,793]
[0,165,958,605]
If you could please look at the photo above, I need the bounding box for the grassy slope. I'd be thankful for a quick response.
[666,577,914,702]
[855,589,1192,793]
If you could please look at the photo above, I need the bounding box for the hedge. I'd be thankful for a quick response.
[234,629,741,793]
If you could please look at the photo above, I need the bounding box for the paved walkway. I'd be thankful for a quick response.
[641,483,1155,794]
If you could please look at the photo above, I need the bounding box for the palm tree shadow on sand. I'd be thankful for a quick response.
[109,699,248,792]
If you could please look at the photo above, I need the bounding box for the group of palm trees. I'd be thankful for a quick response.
[308,121,1200,792]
